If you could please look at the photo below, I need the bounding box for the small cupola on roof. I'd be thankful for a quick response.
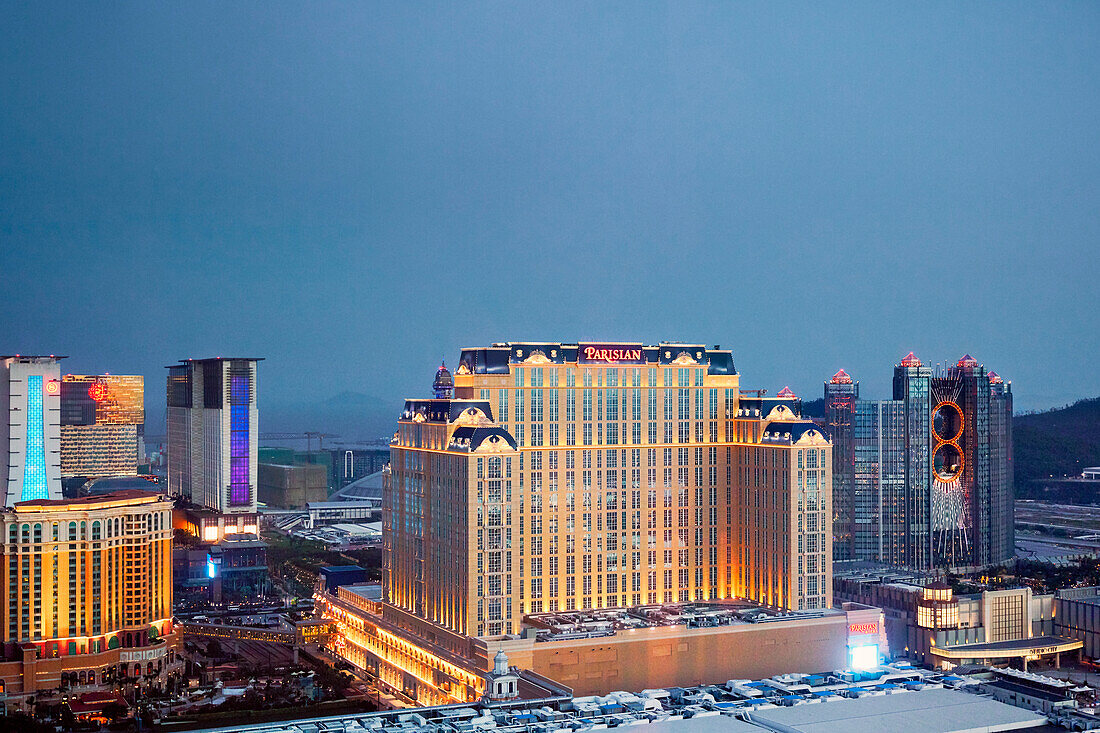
[776,386,796,399]
[433,360,454,399]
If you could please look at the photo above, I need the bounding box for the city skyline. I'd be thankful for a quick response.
[2,3,1098,418]
[3,3,1100,727]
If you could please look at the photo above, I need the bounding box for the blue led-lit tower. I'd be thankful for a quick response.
[2,355,64,506]
[167,357,262,540]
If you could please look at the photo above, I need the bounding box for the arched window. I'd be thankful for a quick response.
[8,525,16,544]
[51,523,59,541]
[68,522,77,541]
[80,521,86,540]
[33,524,41,543]
[91,521,101,541]
[21,524,29,544]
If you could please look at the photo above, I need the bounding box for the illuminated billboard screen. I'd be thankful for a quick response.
[849,644,879,671]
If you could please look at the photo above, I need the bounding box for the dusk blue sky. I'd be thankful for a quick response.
[3,3,1098,434]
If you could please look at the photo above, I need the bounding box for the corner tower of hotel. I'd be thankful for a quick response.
[384,342,832,638]
[2,356,64,507]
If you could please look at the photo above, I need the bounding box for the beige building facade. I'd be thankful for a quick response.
[0,490,179,711]
[384,342,832,639]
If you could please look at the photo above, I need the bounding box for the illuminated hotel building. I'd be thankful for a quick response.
[384,342,832,639]
[0,489,178,711]
[167,358,261,540]
[60,375,145,478]
[2,356,63,507]
[826,353,1013,570]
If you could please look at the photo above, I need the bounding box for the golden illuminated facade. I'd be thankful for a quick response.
[384,343,832,639]
[60,375,145,478]
[0,490,178,711]
[916,581,961,630]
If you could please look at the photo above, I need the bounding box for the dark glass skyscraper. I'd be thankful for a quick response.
[826,353,1013,571]
[166,358,261,535]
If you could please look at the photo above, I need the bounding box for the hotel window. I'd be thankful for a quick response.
[566,369,576,387]
[515,369,525,387]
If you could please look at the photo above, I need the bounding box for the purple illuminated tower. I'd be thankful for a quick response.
[167,358,261,539]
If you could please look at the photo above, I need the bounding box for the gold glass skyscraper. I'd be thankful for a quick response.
[384,342,833,639]
[60,375,145,478]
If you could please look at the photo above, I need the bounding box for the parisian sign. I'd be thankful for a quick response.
[578,344,646,365]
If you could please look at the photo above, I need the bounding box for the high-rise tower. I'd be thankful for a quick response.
[60,374,145,478]
[166,358,261,538]
[827,352,1013,571]
[824,370,857,562]
[2,355,64,506]
[384,341,832,638]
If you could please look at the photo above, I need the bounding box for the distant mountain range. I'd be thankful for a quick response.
[1015,397,1100,484]
[799,395,1100,489]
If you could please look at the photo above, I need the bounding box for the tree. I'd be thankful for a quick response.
[0,713,54,733]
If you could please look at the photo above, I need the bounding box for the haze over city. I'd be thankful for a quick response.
[3,3,1098,432]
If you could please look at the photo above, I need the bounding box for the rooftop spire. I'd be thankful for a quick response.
[433,360,454,399]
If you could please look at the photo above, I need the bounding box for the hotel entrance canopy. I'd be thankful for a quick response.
[929,635,1083,670]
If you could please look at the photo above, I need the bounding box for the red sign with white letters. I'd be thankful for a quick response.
[849,622,878,635]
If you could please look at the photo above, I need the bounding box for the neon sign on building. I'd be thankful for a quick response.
[578,344,645,364]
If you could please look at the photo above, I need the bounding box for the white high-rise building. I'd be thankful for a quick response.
[2,355,64,507]
[166,358,261,540]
